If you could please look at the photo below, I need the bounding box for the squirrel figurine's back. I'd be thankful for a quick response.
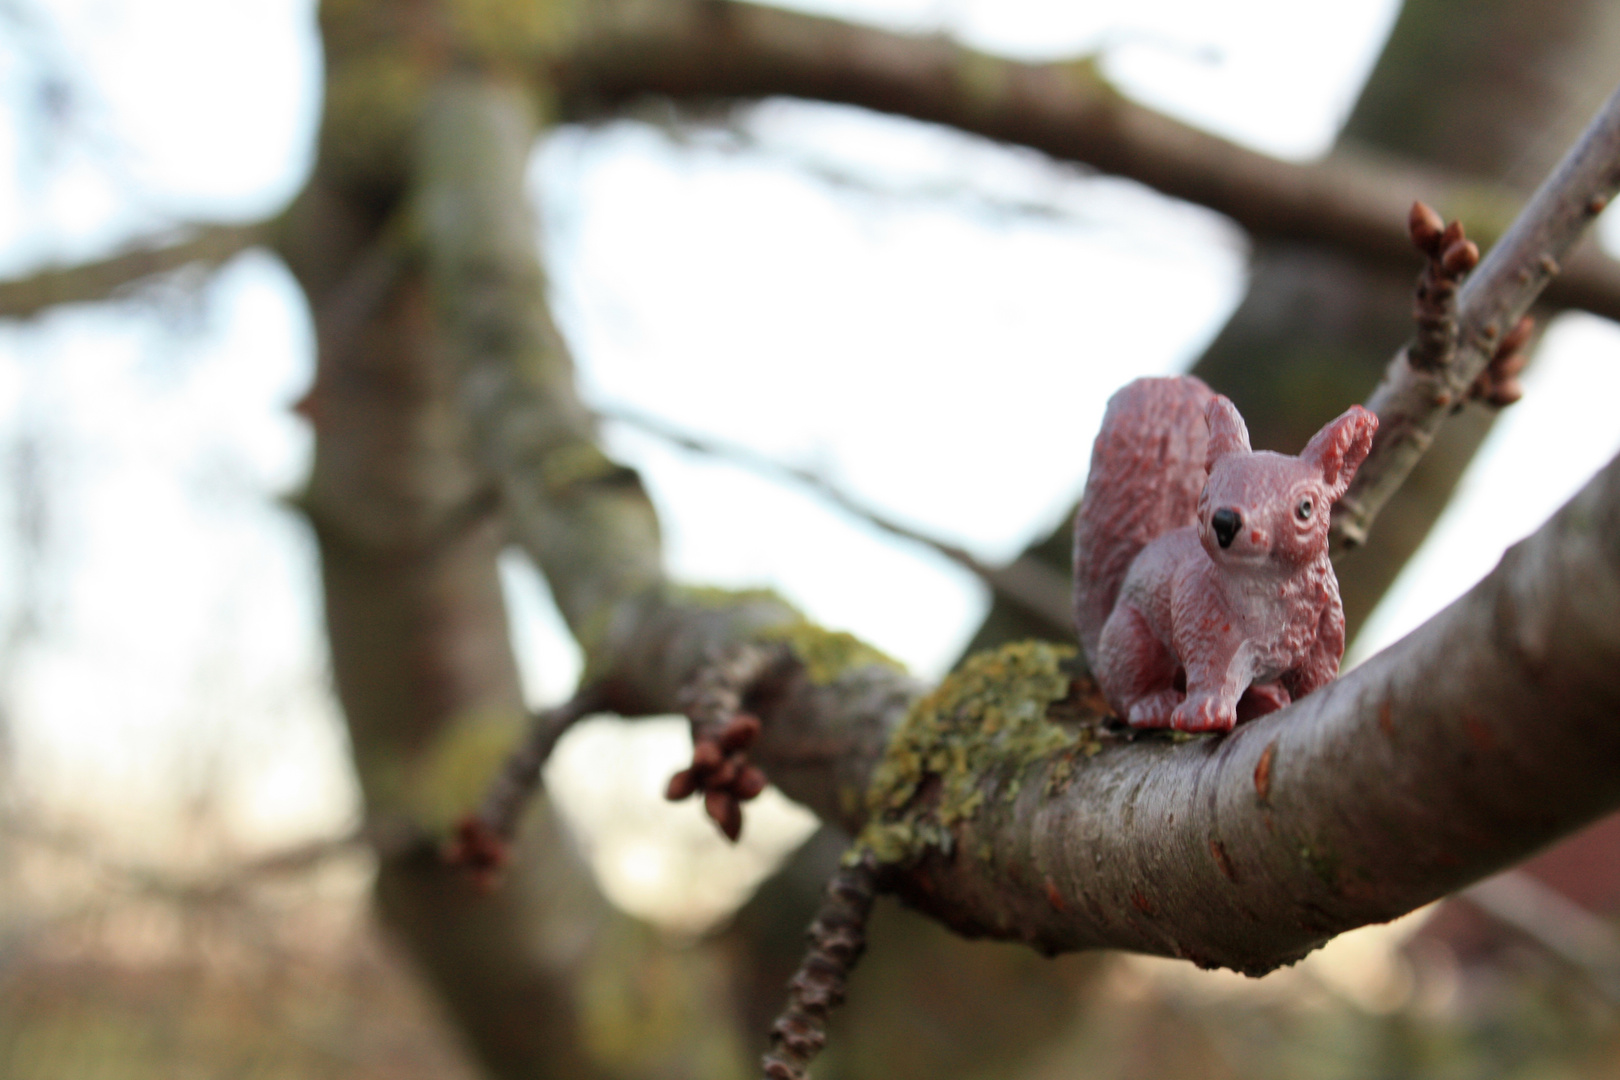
[1072,376,1377,732]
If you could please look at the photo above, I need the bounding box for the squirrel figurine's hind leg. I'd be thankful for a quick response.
[1096,603,1182,727]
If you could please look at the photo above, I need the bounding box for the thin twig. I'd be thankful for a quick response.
[447,684,605,885]
[1332,79,1620,552]
[0,222,270,318]
[762,850,879,1080]
[0,815,365,903]
[600,405,1074,634]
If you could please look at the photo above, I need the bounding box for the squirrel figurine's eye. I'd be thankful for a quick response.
[1296,497,1314,522]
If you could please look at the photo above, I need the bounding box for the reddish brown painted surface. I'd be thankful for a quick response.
[1075,376,1376,732]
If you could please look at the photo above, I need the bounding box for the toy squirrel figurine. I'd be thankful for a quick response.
[1072,376,1378,732]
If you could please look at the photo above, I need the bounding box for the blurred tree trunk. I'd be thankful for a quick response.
[966,0,1620,654]
[281,2,754,1077]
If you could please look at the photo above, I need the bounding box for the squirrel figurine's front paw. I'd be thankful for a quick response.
[1171,694,1236,733]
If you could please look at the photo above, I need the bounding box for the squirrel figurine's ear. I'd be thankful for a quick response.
[1302,405,1378,497]
[1204,395,1251,472]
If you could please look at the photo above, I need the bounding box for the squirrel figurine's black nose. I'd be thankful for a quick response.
[1211,508,1242,549]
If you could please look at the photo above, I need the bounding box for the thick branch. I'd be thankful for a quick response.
[560,444,1620,978]
[0,222,270,318]
[412,75,665,642]
[881,448,1620,974]
[559,0,1620,322]
[1334,80,1620,550]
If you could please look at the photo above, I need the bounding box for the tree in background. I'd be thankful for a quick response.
[6,1,1620,1078]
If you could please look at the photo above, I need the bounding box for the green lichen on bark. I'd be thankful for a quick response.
[855,641,1082,867]
[362,705,529,833]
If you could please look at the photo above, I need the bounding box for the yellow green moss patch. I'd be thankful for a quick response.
[856,641,1083,867]
[403,706,528,832]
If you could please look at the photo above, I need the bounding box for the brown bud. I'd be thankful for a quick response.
[1494,351,1529,379]
[666,768,698,801]
[1491,380,1524,406]
[1499,314,1534,356]
[718,712,762,752]
[692,738,723,772]
[1441,238,1479,276]
[446,815,511,888]
[1439,219,1465,253]
[1408,201,1445,253]
[734,765,768,800]
[706,789,743,841]
[709,756,739,789]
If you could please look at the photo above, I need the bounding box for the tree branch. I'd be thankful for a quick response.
[558,0,1620,322]
[563,441,1620,978]
[874,447,1620,973]
[0,222,271,318]
[412,74,664,645]
[761,852,878,1080]
[413,2,1620,988]
[1333,80,1620,551]
[601,404,1073,634]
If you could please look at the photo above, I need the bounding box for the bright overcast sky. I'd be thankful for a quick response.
[3,0,1620,921]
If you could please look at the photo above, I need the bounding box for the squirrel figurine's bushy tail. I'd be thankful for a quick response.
[1071,375,1215,660]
